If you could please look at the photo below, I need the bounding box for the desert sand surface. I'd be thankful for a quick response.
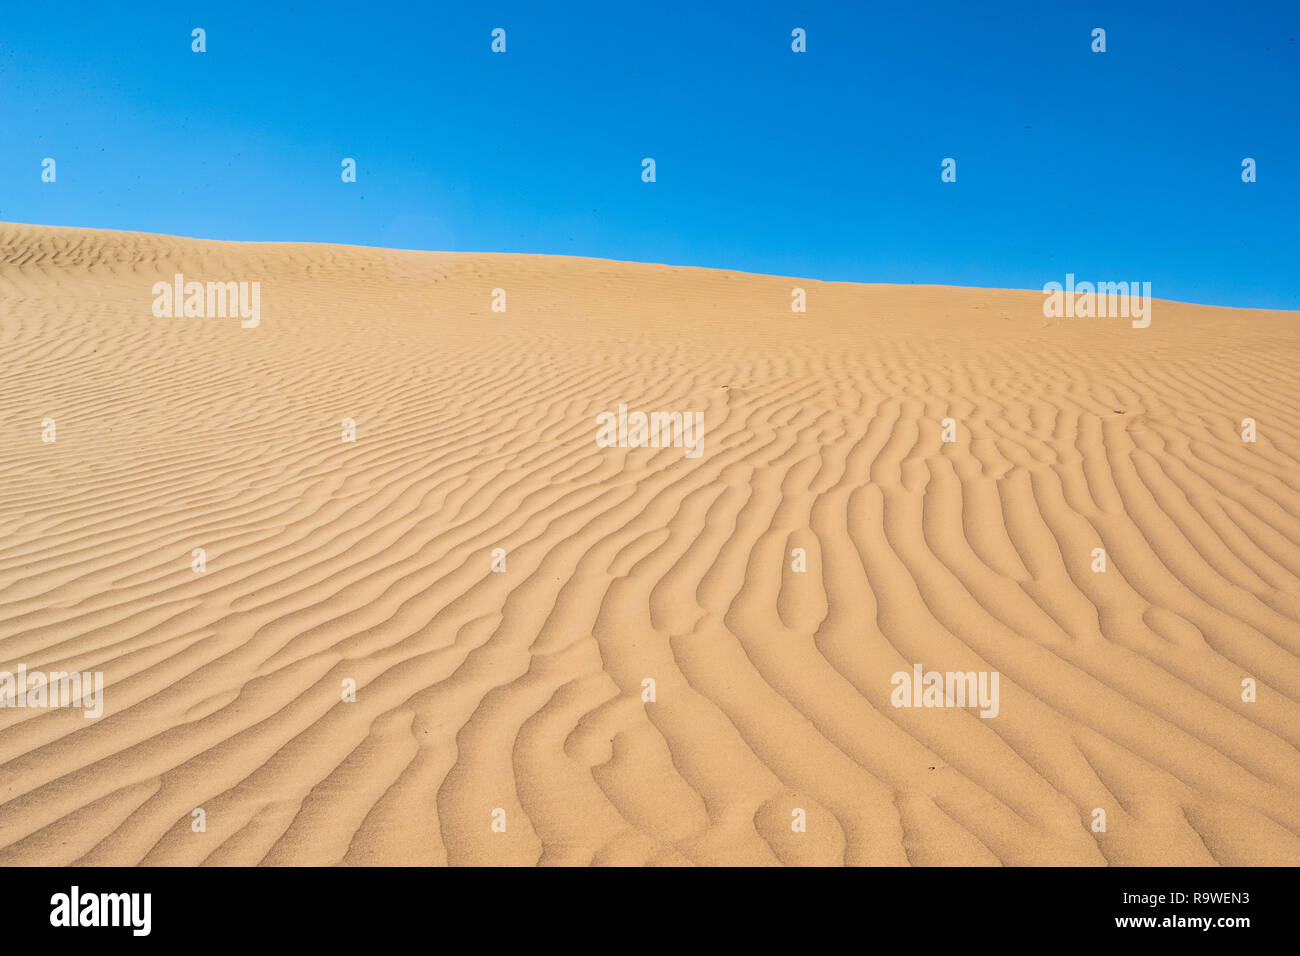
[0,221,1297,866]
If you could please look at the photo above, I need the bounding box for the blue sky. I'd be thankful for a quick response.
[1,0,1296,308]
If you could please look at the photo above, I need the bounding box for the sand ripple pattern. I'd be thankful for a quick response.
[1,223,1298,865]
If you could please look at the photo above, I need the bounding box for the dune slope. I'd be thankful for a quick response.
[0,222,1298,865]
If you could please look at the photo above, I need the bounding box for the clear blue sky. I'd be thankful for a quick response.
[2,1,1296,308]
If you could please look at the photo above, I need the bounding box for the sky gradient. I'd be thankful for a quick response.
[2,0,1297,308]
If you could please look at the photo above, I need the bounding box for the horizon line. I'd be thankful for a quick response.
[4,218,1295,315]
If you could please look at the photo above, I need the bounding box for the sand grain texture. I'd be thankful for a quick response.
[1,223,1298,865]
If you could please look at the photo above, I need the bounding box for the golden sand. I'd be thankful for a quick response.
[1,222,1297,865]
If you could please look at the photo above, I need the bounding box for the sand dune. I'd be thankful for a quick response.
[0,221,1297,865]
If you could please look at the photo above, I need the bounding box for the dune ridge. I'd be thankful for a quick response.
[0,221,1298,865]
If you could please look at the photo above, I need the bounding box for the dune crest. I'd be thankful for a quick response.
[0,222,1297,866]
